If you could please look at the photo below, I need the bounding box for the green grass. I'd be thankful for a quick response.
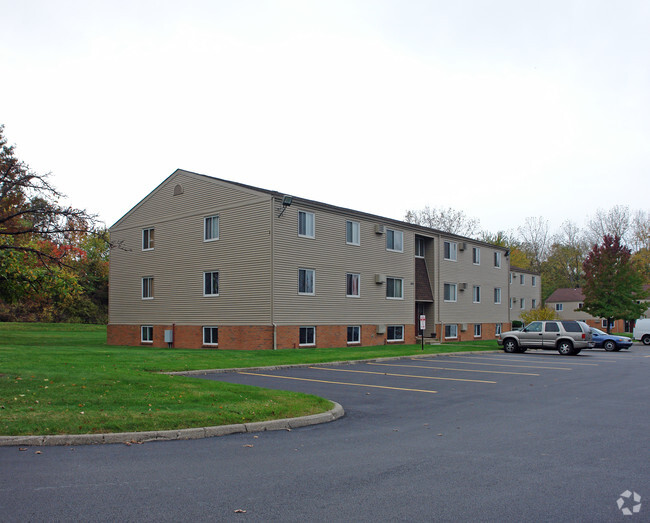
[0,323,499,436]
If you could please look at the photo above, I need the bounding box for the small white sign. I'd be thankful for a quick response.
[419,315,426,331]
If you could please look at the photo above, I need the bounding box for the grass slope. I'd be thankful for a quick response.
[0,323,498,436]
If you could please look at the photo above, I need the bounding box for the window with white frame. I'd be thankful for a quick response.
[347,326,361,344]
[142,277,154,299]
[444,241,457,261]
[204,215,219,241]
[415,237,426,257]
[298,211,315,238]
[509,272,513,283]
[555,303,563,311]
[494,252,501,268]
[141,325,153,343]
[532,275,537,287]
[495,323,502,336]
[387,325,404,342]
[532,299,537,309]
[386,229,403,252]
[510,298,514,309]
[472,247,480,265]
[444,324,458,339]
[346,273,360,297]
[520,298,525,309]
[346,220,360,245]
[203,326,218,346]
[386,277,403,299]
[494,287,502,304]
[474,324,482,337]
[298,268,315,295]
[203,271,219,296]
[473,285,481,303]
[299,326,315,346]
[142,228,154,251]
[520,274,525,285]
[444,283,457,302]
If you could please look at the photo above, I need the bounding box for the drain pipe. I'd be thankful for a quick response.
[273,323,277,350]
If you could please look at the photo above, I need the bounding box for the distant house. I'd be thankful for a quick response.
[509,266,542,319]
[545,287,650,332]
[108,169,529,349]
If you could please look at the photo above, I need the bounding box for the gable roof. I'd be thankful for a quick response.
[546,288,585,303]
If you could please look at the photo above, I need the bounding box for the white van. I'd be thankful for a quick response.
[632,318,650,345]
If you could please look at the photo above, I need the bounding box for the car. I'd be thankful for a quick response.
[632,318,650,345]
[589,328,633,351]
[497,320,594,356]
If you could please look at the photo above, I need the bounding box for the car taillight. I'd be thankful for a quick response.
[582,333,585,339]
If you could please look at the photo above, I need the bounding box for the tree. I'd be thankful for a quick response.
[519,306,558,324]
[516,216,550,273]
[582,235,649,333]
[0,124,98,304]
[586,205,631,247]
[405,206,481,238]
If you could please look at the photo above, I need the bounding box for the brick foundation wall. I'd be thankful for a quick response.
[107,324,417,350]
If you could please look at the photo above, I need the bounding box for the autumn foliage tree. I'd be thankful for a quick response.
[0,125,107,321]
[582,235,648,333]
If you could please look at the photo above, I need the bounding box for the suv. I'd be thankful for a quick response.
[497,320,594,355]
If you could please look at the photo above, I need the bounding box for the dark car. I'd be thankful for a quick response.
[589,328,633,351]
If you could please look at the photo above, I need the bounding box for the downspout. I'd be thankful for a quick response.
[270,197,277,349]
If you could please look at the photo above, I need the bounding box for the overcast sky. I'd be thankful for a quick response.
[2,1,648,234]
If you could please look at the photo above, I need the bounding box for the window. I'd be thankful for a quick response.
[532,276,537,287]
[473,285,481,303]
[415,237,426,257]
[444,241,457,261]
[346,220,360,245]
[298,211,315,238]
[510,298,514,309]
[555,303,563,312]
[203,271,219,296]
[142,277,154,299]
[495,323,502,336]
[472,247,480,265]
[141,325,153,343]
[474,324,482,337]
[578,302,583,309]
[520,298,525,309]
[509,272,513,284]
[346,273,360,297]
[347,326,360,344]
[520,274,525,285]
[142,228,154,251]
[298,268,315,295]
[494,287,502,304]
[444,283,457,302]
[444,324,458,339]
[203,326,218,346]
[386,229,403,252]
[204,215,219,241]
[494,252,501,268]
[299,326,315,346]
[386,277,404,299]
[387,325,404,342]
[532,299,537,309]
[545,322,560,332]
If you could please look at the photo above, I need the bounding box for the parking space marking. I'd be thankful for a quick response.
[447,355,600,366]
[368,361,540,376]
[309,366,497,384]
[414,358,573,371]
[237,371,439,394]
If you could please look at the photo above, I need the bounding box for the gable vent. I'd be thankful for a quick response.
[173,184,184,196]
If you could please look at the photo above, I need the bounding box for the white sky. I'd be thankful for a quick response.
[2,1,648,234]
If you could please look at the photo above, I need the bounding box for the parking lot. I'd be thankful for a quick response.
[2,345,649,521]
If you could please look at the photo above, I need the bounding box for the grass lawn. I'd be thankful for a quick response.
[0,323,499,436]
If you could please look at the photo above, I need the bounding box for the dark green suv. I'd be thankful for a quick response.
[497,320,594,355]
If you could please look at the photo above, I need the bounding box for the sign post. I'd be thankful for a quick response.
[419,315,426,351]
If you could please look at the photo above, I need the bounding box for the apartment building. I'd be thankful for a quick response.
[108,169,516,349]
[509,266,542,320]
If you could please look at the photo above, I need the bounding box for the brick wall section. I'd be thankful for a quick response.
[108,324,417,349]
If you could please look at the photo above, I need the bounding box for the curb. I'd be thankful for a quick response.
[0,402,344,447]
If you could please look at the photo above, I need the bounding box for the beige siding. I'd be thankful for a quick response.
[109,172,273,326]
[436,239,509,324]
[271,200,415,326]
[508,269,543,320]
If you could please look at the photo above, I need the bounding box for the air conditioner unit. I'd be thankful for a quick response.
[375,274,386,284]
[459,242,467,251]
[460,323,468,332]
[459,283,467,291]
[375,224,385,234]
[376,324,386,334]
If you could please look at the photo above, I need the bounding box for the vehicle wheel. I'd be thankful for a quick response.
[503,338,519,353]
[642,335,650,346]
[603,340,616,352]
[557,340,575,355]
